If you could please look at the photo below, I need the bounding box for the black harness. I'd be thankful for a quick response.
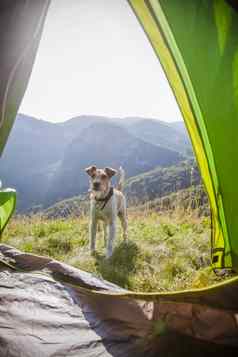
[95,187,114,210]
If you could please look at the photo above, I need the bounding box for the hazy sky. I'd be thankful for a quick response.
[19,0,183,123]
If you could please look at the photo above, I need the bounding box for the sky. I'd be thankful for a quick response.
[19,0,183,123]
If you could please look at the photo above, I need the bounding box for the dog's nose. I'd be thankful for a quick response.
[93,182,100,190]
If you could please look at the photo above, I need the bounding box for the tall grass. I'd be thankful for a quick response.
[1,210,229,292]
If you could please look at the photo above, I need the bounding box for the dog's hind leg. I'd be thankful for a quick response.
[119,212,128,241]
[103,222,108,247]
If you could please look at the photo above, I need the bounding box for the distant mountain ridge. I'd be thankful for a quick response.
[124,119,190,154]
[0,114,191,211]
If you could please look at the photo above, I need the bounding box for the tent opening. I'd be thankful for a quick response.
[1,0,236,293]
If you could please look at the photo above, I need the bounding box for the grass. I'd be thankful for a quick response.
[1,210,230,292]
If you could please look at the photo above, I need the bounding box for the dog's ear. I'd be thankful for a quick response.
[85,165,97,177]
[104,167,117,178]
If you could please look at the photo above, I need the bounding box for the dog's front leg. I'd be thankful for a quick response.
[89,217,97,254]
[89,203,97,254]
[107,220,116,258]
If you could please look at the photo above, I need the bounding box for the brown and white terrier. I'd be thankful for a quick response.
[85,165,128,258]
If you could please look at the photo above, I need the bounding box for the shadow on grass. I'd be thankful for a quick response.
[93,240,139,289]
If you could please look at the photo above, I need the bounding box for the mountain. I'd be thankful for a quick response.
[0,114,187,211]
[58,115,112,140]
[47,122,183,205]
[60,115,192,154]
[0,114,114,210]
[0,114,64,210]
[123,118,191,154]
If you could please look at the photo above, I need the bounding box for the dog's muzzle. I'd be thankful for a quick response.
[93,182,101,191]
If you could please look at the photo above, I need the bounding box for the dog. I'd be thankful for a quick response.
[85,165,128,258]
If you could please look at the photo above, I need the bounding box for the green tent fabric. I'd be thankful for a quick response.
[0,1,50,155]
[0,0,50,233]
[128,0,238,270]
[0,189,16,235]
[0,1,238,355]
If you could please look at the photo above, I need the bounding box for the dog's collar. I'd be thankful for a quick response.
[95,187,114,210]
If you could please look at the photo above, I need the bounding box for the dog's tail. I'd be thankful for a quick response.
[117,166,125,191]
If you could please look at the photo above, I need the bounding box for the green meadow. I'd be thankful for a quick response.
[2,210,229,292]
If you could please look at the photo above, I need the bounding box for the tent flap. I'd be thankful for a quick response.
[0,0,50,156]
[128,0,238,270]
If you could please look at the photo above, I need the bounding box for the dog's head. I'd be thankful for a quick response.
[85,165,117,198]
